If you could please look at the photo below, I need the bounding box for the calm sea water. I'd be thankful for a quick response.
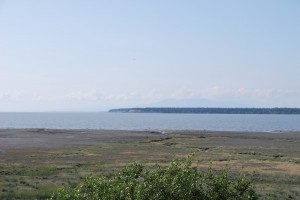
[0,112,300,132]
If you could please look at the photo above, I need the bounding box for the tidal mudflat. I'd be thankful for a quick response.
[0,129,299,199]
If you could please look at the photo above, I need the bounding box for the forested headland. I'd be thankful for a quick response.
[109,107,300,114]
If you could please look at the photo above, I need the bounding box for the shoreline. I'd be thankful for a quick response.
[1,127,299,133]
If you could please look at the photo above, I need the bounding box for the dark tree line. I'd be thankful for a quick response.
[109,107,300,114]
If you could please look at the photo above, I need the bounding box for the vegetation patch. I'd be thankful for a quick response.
[51,155,258,200]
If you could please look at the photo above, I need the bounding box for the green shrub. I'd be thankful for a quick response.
[51,156,258,200]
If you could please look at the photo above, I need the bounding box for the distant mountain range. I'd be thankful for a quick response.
[109,107,300,114]
[144,98,248,108]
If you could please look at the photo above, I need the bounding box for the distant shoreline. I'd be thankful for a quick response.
[109,107,300,114]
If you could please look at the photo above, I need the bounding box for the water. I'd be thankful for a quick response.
[0,112,300,132]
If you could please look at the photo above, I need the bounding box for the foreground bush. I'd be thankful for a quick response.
[51,157,258,200]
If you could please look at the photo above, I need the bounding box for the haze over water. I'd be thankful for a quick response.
[1,112,300,132]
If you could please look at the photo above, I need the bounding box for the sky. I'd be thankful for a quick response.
[1,0,300,111]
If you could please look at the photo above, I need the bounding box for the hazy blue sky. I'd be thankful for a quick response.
[1,1,300,111]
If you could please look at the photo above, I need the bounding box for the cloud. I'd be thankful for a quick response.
[168,86,277,100]
[0,93,9,100]
[60,89,103,101]
[1,87,300,111]
[0,87,296,102]
[0,91,25,101]
[139,86,300,107]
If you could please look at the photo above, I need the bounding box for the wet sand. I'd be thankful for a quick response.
[1,128,300,152]
[0,129,168,152]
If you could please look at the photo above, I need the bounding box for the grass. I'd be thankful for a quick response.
[0,134,299,199]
